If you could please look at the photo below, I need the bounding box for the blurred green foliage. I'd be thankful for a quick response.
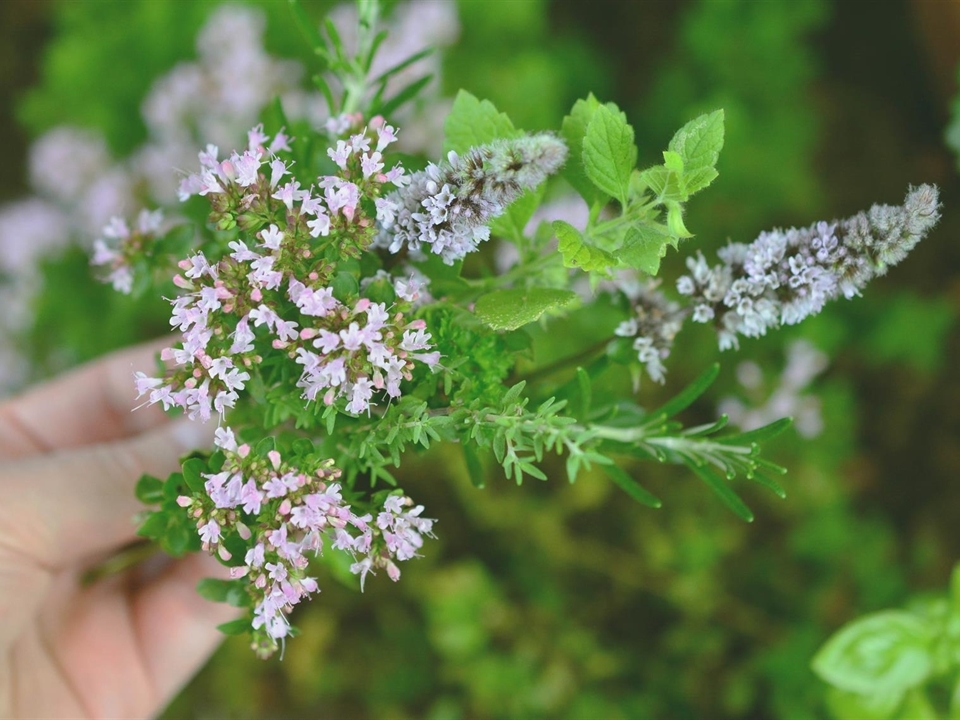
[6,0,960,717]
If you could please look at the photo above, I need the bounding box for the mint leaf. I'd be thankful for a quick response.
[554,220,616,275]
[560,95,610,207]
[474,287,580,331]
[812,611,935,695]
[443,90,518,154]
[682,167,720,196]
[582,103,637,206]
[637,165,682,200]
[667,109,724,194]
[617,225,672,275]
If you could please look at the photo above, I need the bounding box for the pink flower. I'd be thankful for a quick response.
[199,519,221,544]
[260,224,284,250]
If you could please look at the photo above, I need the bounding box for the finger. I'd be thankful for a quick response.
[0,418,213,570]
[0,337,172,460]
[131,553,238,706]
[30,555,236,719]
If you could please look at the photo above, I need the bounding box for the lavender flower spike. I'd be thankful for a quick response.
[376,133,567,264]
[677,184,941,350]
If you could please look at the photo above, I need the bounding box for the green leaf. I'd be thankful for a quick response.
[554,220,616,274]
[812,611,935,695]
[662,150,684,174]
[895,689,938,720]
[217,617,252,636]
[443,91,518,155]
[136,510,168,540]
[720,417,793,446]
[582,103,637,206]
[462,443,486,489]
[288,0,326,54]
[374,74,433,118]
[637,165,682,199]
[688,462,754,522]
[616,225,672,276]
[646,363,720,423]
[665,200,692,239]
[575,366,592,420]
[474,288,579,331]
[162,520,191,556]
[135,474,164,505]
[825,686,904,720]
[682,167,720,196]
[196,578,234,603]
[602,464,662,508]
[560,95,611,207]
[668,109,724,179]
[181,458,206,494]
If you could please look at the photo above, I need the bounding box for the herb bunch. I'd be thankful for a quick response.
[89,0,941,657]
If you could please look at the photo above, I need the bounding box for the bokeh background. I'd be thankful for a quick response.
[2,0,960,717]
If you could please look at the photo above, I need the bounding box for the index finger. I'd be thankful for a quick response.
[0,338,172,460]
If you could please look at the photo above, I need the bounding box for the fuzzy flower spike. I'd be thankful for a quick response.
[376,133,568,264]
[677,184,940,350]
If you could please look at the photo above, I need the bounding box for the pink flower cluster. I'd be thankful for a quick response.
[133,123,439,420]
[179,427,435,657]
[90,209,165,293]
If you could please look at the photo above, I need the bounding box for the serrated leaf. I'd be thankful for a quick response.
[602,464,662,508]
[637,165,682,199]
[683,166,720,196]
[443,91,518,155]
[474,287,579,331]
[689,462,754,522]
[812,611,935,695]
[668,109,724,177]
[582,104,637,206]
[616,225,672,276]
[554,219,616,274]
[560,95,611,207]
[662,150,684,174]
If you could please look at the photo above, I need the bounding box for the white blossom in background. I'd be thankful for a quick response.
[718,339,829,438]
[0,199,70,395]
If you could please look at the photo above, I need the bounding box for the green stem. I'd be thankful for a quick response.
[510,337,610,386]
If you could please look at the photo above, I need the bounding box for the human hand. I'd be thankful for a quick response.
[0,341,233,719]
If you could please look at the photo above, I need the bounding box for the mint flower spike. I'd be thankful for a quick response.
[677,184,941,350]
[376,133,568,264]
